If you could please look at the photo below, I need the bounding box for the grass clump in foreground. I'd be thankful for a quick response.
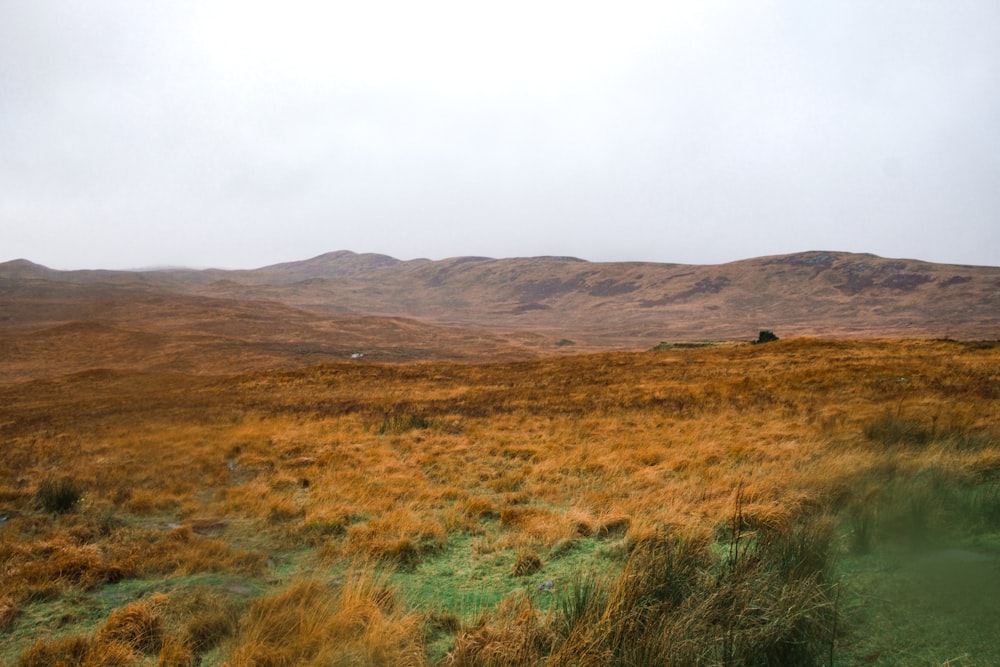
[17,594,170,666]
[450,501,839,667]
[225,567,425,667]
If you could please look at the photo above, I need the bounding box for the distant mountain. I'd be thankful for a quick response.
[0,258,58,280]
[179,250,1000,342]
[2,250,998,380]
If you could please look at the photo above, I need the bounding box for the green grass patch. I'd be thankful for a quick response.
[390,534,620,619]
[836,545,1000,666]
[834,471,1000,665]
[386,533,623,663]
[1,573,264,666]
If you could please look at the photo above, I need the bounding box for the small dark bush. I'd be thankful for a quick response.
[755,330,779,344]
[34,477,83,514]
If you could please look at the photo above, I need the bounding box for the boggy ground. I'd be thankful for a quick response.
[0,338,998,665]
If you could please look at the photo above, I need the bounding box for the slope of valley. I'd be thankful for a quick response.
[0,275,544,383]
[1,250,998,381]
[186,250,1000,343]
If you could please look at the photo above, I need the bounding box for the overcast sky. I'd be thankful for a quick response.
[2,1,998,270]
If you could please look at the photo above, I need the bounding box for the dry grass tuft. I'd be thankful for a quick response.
[347,510,446,566]
[88,641,139,667]
[449,593,552,667]
[0,593,20,630]
[509,549,543,577]
[96,594,167,655]
[185,607,238,653]
[15,636,92,667]
[137,526,268,576]
[223,568,426,666]
[157,638,197,667]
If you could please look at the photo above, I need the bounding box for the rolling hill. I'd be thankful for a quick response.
[1,250,998,380]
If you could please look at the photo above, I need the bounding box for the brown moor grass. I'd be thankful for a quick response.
[0,338,997,664]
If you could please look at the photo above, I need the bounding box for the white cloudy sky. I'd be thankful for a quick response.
[1,1,998,270]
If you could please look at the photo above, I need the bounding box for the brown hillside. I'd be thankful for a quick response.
[178,250,999,343]
[2,250,997,380]
[0,277,542,382]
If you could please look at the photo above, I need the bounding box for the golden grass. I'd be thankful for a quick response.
[16,594,168,666]
[0,338,997,663]
[224,569,426,666]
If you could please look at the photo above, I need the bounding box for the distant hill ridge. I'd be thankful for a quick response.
[2,251,998,351]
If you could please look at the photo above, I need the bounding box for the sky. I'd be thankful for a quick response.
[1,1,998,270]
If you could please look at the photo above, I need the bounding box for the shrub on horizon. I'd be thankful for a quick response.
[754,330,779,344]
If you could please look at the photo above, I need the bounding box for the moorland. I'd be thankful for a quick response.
[1,251,998,666]
[3,250,999,363]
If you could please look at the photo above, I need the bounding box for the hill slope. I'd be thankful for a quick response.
[2,250,997,380]
[0,276,543,382]
[184,250,1000,342]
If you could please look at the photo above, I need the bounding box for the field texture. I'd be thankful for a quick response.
[1,339,998,665]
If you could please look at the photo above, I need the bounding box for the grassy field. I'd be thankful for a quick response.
[1,338,998,665]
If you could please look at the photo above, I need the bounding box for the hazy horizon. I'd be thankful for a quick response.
[2,2,998,271]
[7,246,1000,274]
